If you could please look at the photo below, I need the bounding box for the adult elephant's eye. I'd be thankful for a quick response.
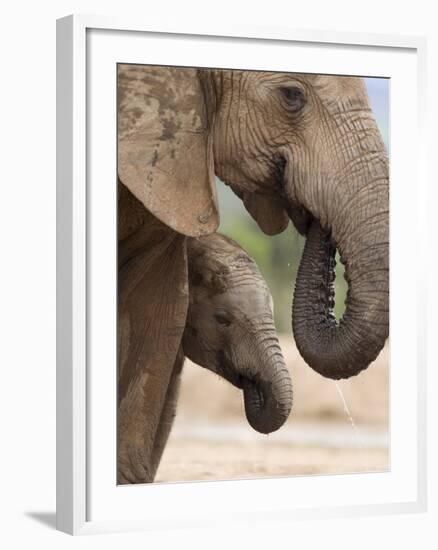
[215,313,232,327]
[279,86,306,113]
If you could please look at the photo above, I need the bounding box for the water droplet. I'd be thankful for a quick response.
[333,381,364,454]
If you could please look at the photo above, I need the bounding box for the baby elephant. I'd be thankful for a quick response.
[184,233,293,434]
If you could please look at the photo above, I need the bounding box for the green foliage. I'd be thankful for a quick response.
[334,252,347,321]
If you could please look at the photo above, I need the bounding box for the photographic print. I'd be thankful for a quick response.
[117,65,389,485]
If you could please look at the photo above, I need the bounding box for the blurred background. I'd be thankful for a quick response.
[157,77,390,483]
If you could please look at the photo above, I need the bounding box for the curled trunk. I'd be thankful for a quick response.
[240,335,293,433]
[293,215,389,379]
[289,97,390,380]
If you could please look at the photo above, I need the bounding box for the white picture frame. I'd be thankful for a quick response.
[56,14,428,535]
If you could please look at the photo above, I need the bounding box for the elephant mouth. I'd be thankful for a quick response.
[286,202,313,236]
[216,350,247,389]
[273,155,313,236]
[216,351,262,392]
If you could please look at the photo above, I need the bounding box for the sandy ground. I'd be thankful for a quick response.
[156,441,388,482]
[156,337,389,483]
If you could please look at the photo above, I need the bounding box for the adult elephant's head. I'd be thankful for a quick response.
[118,66,389,380]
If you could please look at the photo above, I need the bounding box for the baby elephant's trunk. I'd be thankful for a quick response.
[241,333,292,434]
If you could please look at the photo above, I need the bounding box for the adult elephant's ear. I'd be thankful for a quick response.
[118,64,219,237]
[229,185,289,236]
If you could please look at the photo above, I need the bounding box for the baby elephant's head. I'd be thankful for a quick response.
[183,233,292,434]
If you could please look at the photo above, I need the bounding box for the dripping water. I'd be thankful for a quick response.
[333,381,363,451]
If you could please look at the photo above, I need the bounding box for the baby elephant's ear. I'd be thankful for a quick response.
[242,193,289,236]
[118,65,219,237]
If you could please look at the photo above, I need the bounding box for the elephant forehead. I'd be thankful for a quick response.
[310,75,369,106]
[220,274,272,312]
[214,70,365,97]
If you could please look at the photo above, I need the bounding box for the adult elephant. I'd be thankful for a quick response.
[118,65,389,484]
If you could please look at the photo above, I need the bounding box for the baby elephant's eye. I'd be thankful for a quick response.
[279,86,306,113]
[214,313,232,327]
